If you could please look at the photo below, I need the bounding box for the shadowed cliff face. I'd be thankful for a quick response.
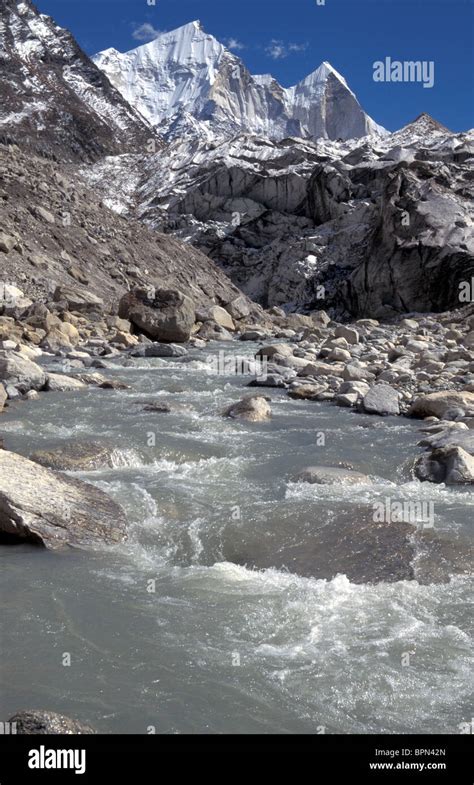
[0,0,159,162]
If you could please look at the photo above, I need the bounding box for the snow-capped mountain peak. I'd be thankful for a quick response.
[94,21,386,143]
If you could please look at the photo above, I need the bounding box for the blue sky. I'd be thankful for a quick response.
[38,0,473,132]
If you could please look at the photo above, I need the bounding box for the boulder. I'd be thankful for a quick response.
[45,374,88,392]
[224,395,272,422]
[256,343,294,359]
[343,364,376,382]
[299,362,345,378]
[54,285,104,314]
[197,321,234,341]
[130,343,188,358]
[409,391,474,419]
[0,450,127,548]
[203,305,236,331]
[415,446,474,485]
[119,287,195,343]
[0,382,7,412]
[0,233,16,254]
[249,372,294,388]
[0,351,46,394]
[134,400,191,414]
[75,372,130,390]
[24,303,58,333]
[30,441,117,471]
[240,329,270,341]
[41,322,80,351]
[335,325,360,345]
[226,296,250,320]
[336,393,359,407]
[293,466,371,485]
[288,383,327,400]
[0,285,33,318]
[363,385,400,416]
[8,711,95,735]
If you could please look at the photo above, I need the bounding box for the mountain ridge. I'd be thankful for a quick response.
[93,20,386,143]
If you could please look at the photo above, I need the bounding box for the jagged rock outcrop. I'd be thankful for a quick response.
[84,115,473,317]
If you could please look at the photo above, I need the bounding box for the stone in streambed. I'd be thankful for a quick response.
[288,383,327,400]
[363,384,400,416]
[30,441,120,472]
[293,466,371,485]
[414,446,474,485]
[46,373,88,392]
[0,351,46,394]
[224,396,272,422]
[0,450,127,548]
[75,372,130,390]
[132,400,192,414]
[130,343,188,358]
[225,507,415,584]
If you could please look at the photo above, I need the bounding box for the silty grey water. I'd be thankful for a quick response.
[0,343,472,733]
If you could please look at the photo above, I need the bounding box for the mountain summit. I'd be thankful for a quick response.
[94,21,386,142]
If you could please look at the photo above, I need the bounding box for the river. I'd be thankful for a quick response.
[0,342,472,734]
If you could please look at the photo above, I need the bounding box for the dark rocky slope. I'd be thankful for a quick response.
[0,0,158,161]
[0,143,250,313]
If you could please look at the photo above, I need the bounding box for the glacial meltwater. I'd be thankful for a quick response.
[0,343,472,734]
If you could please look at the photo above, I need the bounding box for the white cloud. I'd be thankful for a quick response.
[289,42,308,53]
[132,23,162,42]
[265,40,287,60]
[265,39,308,60]
[226,37,246,51]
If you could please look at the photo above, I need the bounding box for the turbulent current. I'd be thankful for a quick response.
[0,343,472,734]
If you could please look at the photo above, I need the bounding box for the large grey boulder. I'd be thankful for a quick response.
[363,384,400,416]
[415,446,474,485]
[119,287,195,343]
[0,351,46,394]
[0,450,127,548]
[409,391,474,419]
